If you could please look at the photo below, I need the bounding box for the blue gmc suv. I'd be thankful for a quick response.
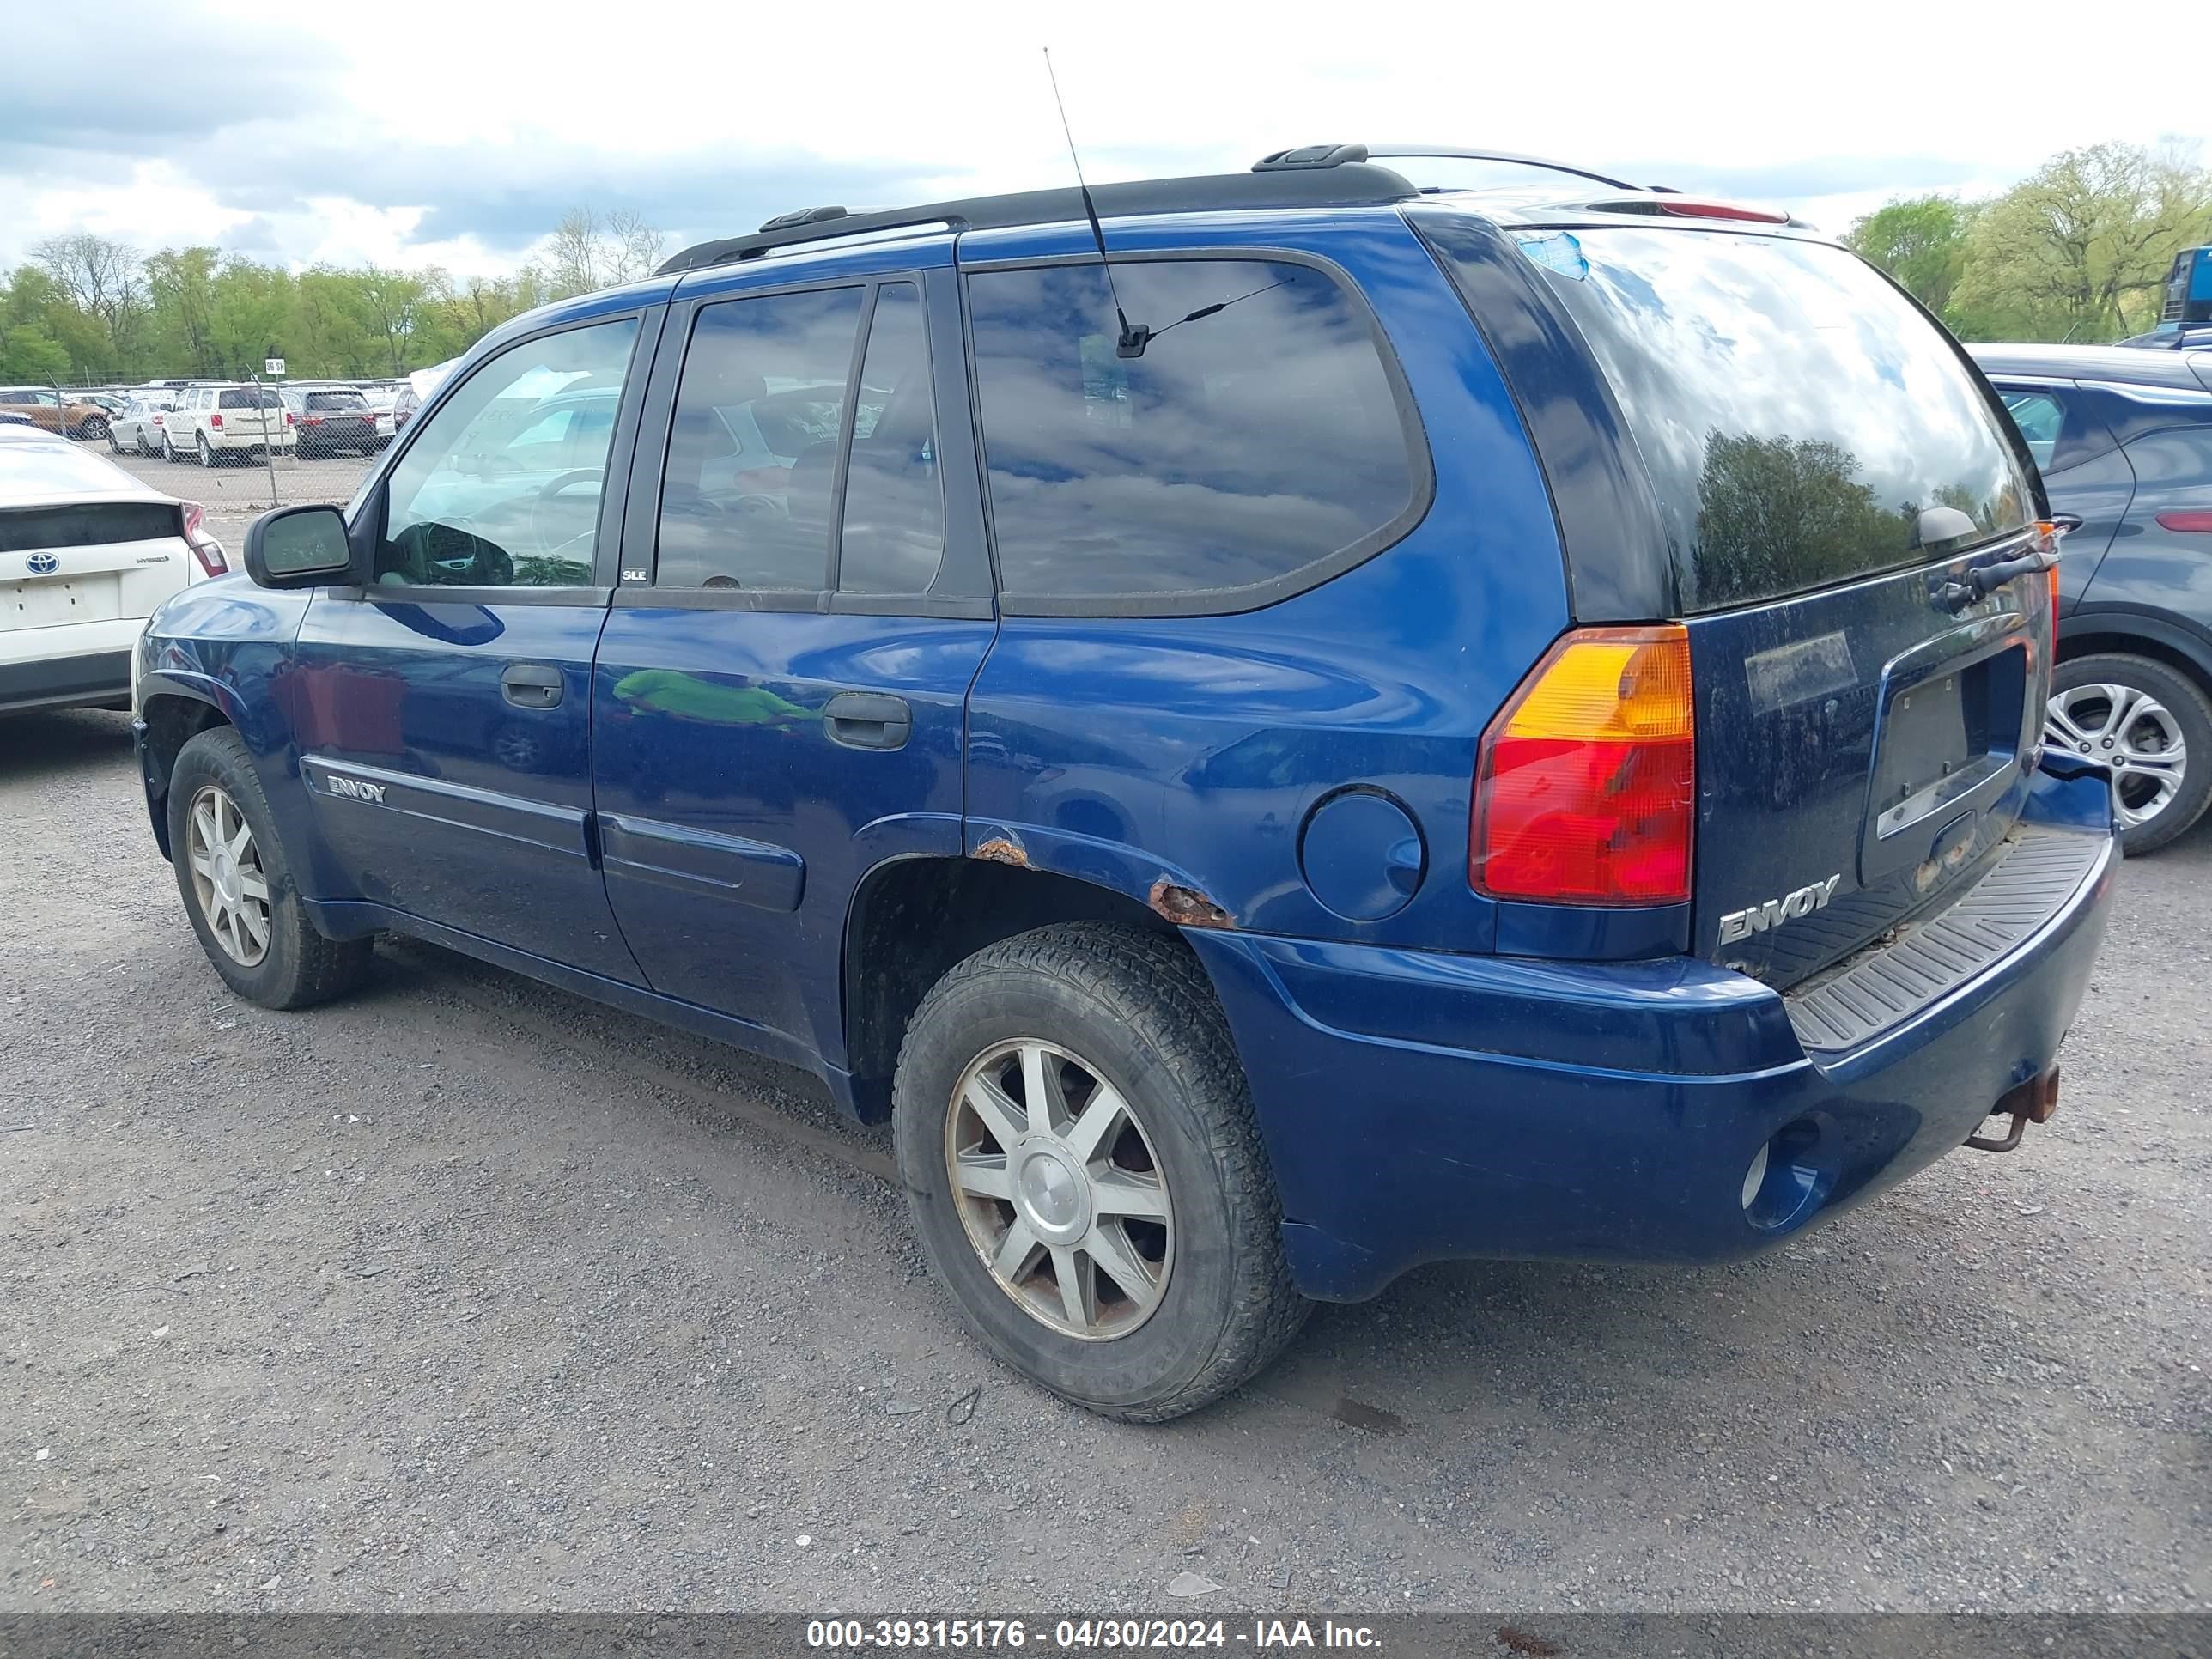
[131,147,2117,1419]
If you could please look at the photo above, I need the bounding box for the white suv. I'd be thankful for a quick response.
[0,430,227,715]
[160,384,295,467]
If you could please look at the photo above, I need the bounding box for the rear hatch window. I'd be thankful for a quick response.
[1516,227,2033,611]
[306,392,367,410]
[219,389,281,410]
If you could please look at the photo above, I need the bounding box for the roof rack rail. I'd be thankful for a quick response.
[656,164,1419,276]
[1362,146,1639,191]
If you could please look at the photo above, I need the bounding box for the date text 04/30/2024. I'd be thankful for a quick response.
[805,1620,1383,1650]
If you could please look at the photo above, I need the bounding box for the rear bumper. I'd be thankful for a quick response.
[1192,763,2118,1301]
[0,624,140,714]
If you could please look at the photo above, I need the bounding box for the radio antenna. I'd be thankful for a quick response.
[1042,48,1152,358]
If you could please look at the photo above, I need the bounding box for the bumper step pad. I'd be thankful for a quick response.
[1785,828,2108,1053]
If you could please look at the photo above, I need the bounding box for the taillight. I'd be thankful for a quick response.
[210,412,222,428]
[284,410,295,426]
[1656,199,1790,224]
[2157,510,2212,533]
[180,501,228,577]
[1472,624,1696,906]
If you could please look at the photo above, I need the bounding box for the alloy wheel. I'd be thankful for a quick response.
[198,434,214,467]
[945,1037,1174,1340]
[2045,682,2187,830]
[185,784,272,968]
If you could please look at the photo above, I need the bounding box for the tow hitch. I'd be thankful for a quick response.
[1966,1068,2061,1152]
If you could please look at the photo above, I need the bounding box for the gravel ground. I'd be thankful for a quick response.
[96,445,371,552]
[2,702,2205,1616]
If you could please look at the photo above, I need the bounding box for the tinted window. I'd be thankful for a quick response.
[967,258,1420,605]
[218,388,279,409]
[1504,228,2031,611]
[2000,391,2064,471]
[839,283,944,595]
[655,285,863,592]
[378,316,638,588]
[306,391,367,411]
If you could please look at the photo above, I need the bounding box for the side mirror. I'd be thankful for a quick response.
[244,503,356,588]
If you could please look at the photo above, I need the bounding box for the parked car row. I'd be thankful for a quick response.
[5,375,426,464]
[103,384,295,467]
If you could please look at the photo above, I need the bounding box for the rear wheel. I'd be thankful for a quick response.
[2046,652,2212,854]
[893,923,1308,1421]
[167,727,372,1009]
[161,432,179,465]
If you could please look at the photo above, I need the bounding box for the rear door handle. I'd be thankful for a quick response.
[824,690,912,750]
[500,662,565,709]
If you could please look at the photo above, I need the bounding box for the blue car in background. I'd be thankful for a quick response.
[131,147,2115,1419]
[1972,341,2212,854]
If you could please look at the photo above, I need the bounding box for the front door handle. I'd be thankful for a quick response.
[501,662,565,709]
[824,690,912,750]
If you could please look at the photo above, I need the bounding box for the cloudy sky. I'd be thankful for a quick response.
[9,0,2203,276]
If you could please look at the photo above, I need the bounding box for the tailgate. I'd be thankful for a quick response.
[1688,542,2055,986]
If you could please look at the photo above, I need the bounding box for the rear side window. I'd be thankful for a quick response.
[1492,228,2033,611]
[655,285,864,592]
[966,258,1424,610]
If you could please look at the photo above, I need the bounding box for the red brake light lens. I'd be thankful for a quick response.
[1472,625,1696,906]
[1656,198,1790,224]
[2157,510,2212,534]
[180,501,228,577]
[209,412,222,428]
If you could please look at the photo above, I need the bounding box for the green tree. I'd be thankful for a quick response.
[1844,195,1978,317]
[144,246,223,375]
[1954,142,2212,342]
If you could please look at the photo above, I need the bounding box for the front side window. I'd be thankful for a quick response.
[966,258,1422,605]
[655,286,864,592]
[377,316,639,588]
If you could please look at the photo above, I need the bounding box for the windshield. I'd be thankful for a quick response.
[1504,228,2033,611]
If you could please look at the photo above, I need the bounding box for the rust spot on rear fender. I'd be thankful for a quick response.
[972,836,1030,868]
[1149,878,1234,930]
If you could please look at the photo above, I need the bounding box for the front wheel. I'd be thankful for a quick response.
[893,923,1308,1421]
[2046,653,2212,854]
[167,727,372,1008]
[197,434,216,468]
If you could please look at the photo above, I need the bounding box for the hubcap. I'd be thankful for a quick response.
[2045,683,2186,830]
[945,1038,1174,1340]
[186,784,272,967]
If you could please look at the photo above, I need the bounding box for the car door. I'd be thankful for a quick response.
[1992,380,2134,609]
[288,307,660,981]
[590,248,995,1065]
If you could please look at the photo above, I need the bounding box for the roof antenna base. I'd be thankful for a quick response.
[1115,322,1153,359]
